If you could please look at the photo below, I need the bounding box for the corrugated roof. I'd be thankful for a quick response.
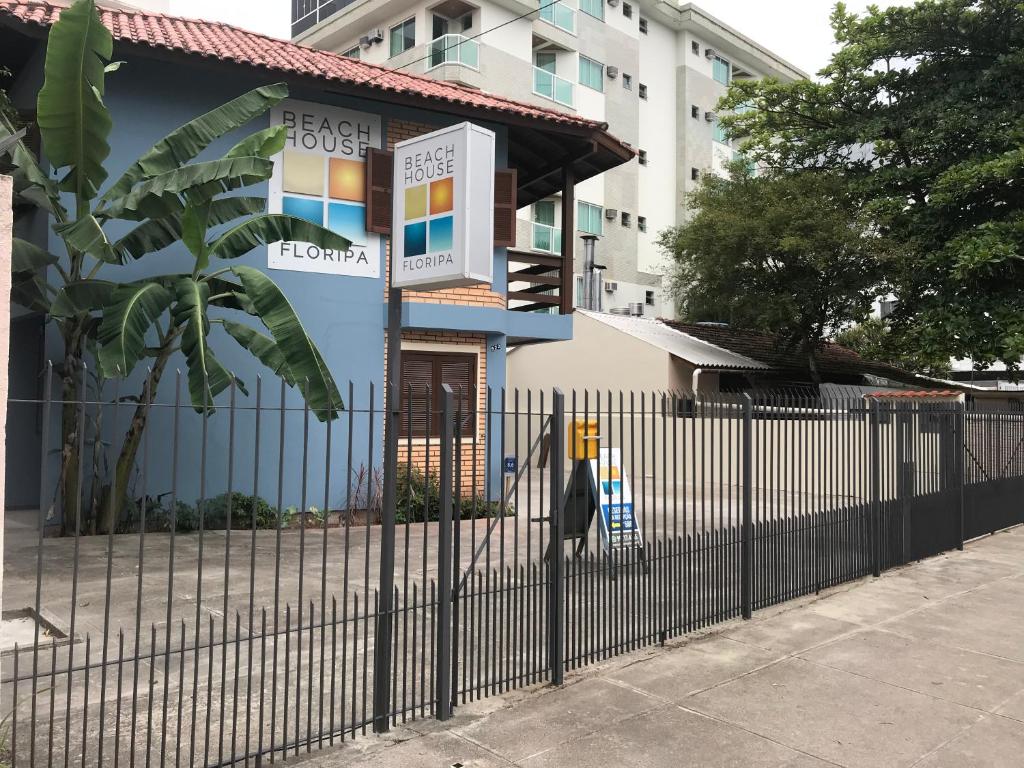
[580,311,770,370]
[0,1,627,142]
[661,320,920,383]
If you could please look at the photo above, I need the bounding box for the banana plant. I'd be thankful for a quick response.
[1,0,349,532]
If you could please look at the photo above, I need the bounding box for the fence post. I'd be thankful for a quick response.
[741,394,753,619]
[955,401,965,551]
[870,400,882,577]
[435,384,455,720]
[548,388,565,686]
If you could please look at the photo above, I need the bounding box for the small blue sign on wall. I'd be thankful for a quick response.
[503,456,517,475]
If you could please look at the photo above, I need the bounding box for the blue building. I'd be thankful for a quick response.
[0,1,632,517]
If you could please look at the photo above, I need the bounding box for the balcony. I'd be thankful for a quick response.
[507,250,571,314]
[533,67,574,108]
[427,34,480,71]
[291,0,359,37]
[538,1,575,34]
[531,222,562,254]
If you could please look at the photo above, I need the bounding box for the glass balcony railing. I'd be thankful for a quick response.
[538,1,576,34]
[532,222,562,254]
[428,34,480,70]
[533,67,574,108]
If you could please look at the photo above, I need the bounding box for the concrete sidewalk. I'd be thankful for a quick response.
[297,525,1024,767]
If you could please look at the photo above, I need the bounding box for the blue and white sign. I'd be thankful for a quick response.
[503,456,517,476]
[588,448,643,553]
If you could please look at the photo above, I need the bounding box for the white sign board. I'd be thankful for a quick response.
[268,99,382,277]
[391,122,495,289]
[589,448,644,553]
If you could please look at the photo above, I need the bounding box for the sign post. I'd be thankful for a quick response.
[373,122,496,733]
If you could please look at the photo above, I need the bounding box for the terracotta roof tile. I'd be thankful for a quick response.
[0,0,619,139]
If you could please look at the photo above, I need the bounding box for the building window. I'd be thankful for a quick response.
[461,13,473,31]
[712,55,731,85]
[638,215,647,232]
[579,55,604,92]
[622,73,632,90]
[691,104,699,119]
[620,211,631,227]
[400,351,477,437]
[645,290,655,306]
[341,46,361,59]
[622,2,632,18]
[579,0,604,21]
[638,149,647,165]
[691,40,700,55]
[713,118,728,144]
[691,167,700,181]
[639,17,648,34]
[638,83,648,99]
[389,18,415,58]
[535,51,556,73]
[578,200,603,235]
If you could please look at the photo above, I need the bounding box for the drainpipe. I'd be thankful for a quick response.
[692,367,703,397]
[581,234,598,311]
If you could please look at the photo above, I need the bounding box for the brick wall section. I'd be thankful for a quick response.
[393,330,489,493]
[385,119,505,309]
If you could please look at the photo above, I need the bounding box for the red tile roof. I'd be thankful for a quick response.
[0,0,619,138]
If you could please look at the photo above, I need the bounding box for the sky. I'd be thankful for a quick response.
[163,0,915,77]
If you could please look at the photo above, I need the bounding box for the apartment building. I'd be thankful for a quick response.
[291,0,805,318]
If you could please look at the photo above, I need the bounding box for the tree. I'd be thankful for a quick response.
[1,0,349,531]
[720,0,1024,372]
[658,162,883,381]
[834,317,951,376]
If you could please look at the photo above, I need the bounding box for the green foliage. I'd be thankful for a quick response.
[658,163,884,378]
[394,467,511,523]
[202,492,282,530]
[834,318,951,377]
[719,0,1024,370]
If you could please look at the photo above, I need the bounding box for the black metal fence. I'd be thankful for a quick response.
[4,372,1024,766]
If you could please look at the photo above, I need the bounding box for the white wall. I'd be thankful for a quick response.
[637,16,678,274]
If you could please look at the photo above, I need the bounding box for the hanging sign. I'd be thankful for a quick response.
[391,122,495,289]
[268,99,382,277]
[589,448,644,553]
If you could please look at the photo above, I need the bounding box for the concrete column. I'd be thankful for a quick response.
[0,174,12,616]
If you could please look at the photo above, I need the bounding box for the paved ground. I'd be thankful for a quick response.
[290,524,1024,768]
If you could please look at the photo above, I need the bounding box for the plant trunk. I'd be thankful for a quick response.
[806,346,822,385]
[57,324,86,535]
[101,343,176,533]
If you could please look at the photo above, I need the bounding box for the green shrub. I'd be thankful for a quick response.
[394,468,512,522]
[202,492,279,530]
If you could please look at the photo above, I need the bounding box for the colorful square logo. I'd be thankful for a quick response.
[429,216,453,252]
[328,202,366,244]
[328,158,365,203]
[283,195,324,226]
[403,177,455,258]
[282,150,325,196]
[429,178,454,215]
[404,221,427,258]
[405,184,428,221]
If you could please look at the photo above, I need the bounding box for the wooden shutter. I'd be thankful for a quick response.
[400,353,434,438]
[440,355,477,436]
[493,168,518,248]
[365,148,394,235]
[399,351,477,437]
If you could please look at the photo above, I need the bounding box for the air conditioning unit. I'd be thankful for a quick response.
[370,28,385,43]
[604,208,618,220]
[606,65,619,79]
[604,281,619,292]
[704,111,717,122]
[359,35,372,49]
[705,47,717,59]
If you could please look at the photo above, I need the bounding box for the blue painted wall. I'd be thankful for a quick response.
[10,47,568,516]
